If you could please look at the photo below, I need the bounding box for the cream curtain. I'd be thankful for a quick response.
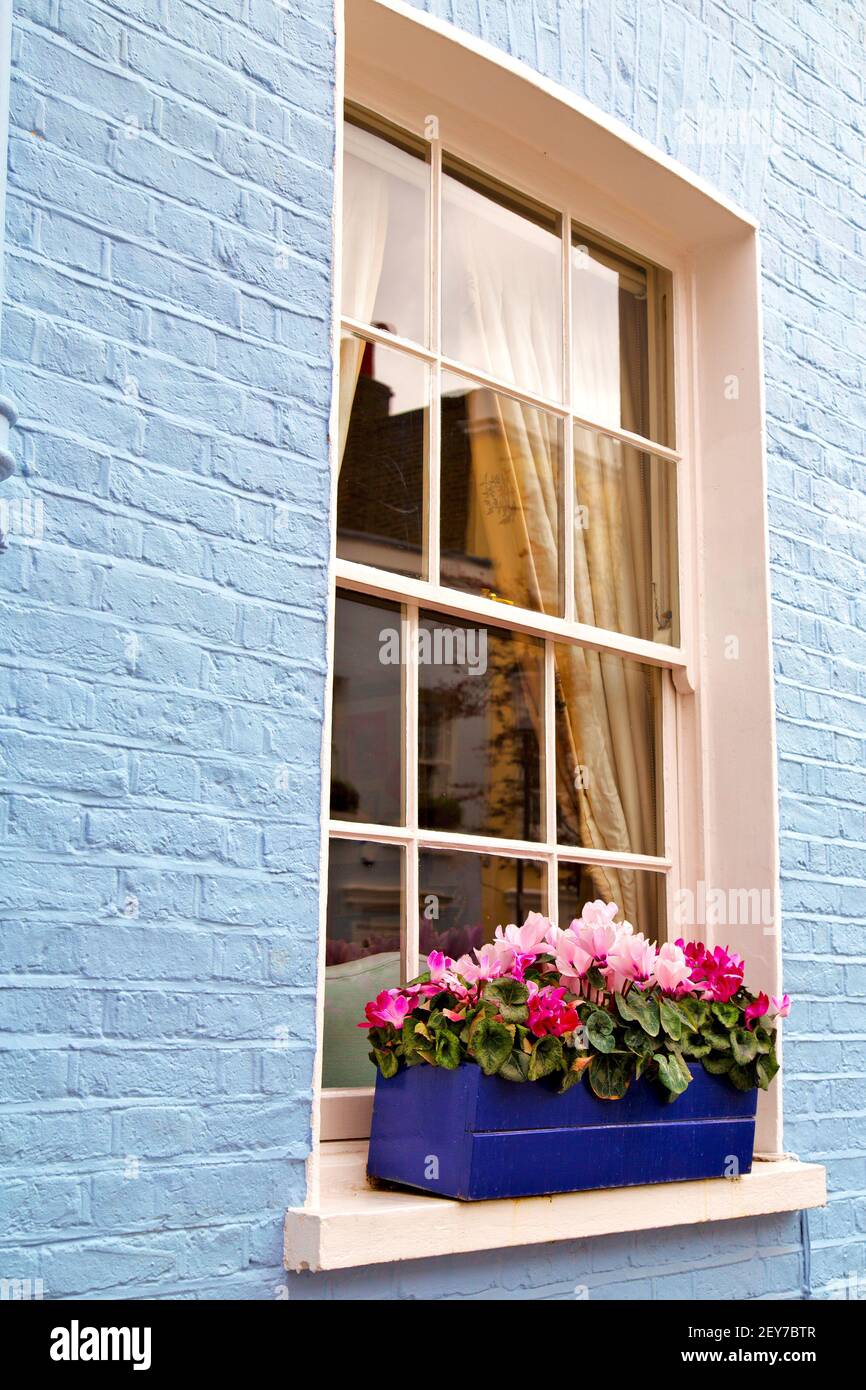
[459,239,658,933]
[338,143,389,463]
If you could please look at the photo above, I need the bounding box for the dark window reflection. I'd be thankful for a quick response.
[337,336,427,578]
[419,849,545,960]
[324,838,403,1088]
[331,591,403,825]
[418,614,543,841]
[558,861,664,944]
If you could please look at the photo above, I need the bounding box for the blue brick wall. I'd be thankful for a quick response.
[1,0,863,1301]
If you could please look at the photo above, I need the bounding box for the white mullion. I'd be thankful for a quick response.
[404,603,420,978]
[340,315,436,365]
[439,355,569,419]
[335,557,689,672]
[427,137,442,586]
[562,207,576,626]
[544,638,558,920]
[329,820,413,844]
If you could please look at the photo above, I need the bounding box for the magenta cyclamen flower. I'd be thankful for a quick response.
[526,982,580,1038]
[744,992,769,1029]
[677,939,745,1003]
[359,989,412,1030]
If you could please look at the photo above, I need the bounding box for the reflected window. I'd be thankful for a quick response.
[420,850,545,957]
[338,336,428,577]
[331,592,403,825]
[418,614,544,841]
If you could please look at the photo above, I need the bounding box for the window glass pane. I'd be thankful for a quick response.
[555,645,661,858]
[558,862,665,944]
[571,232,673,448]
[419,849,545,959]
[418,615,544,841]
[338,336,427,577]
[331,592,403,825]
[573,424,679,645]
[324,839,403,1088]
[440,372,563,615]
[342,117,428,346]
[443,161,562,401]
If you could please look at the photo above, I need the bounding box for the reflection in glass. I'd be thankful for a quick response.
[419,849,545,959]
[573,424,679,644]
[342,117,428,345]
[418,614,544,841]
[558,862,665,944]
[331,591,403,825]
[571,232,673,447]
[337,337,428,577]
[324,839,403,1088]
[442,160,562,401]
[554,643,661,863]
[439,372,563,615]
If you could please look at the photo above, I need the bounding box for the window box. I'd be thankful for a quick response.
[367,1062,756,1201]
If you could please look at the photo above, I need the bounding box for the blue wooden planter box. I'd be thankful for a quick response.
[367,1063,758,1200]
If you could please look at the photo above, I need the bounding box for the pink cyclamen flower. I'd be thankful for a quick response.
[359,989,412,1030]
[553,932,593,992]
[425,949,455,984]
[771,994,791,1019]
[574,901,621,966]
[744,992,769,1029]
[606,931,657,990]
[653,940,696,996]
[454,943,504,984]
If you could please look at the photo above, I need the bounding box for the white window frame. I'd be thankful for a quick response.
[308,0,787,1183]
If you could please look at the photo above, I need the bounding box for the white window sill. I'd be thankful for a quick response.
[284,1141,826,1273]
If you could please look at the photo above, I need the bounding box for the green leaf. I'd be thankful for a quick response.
[528,1034,564,1081]
[372,1047,399,1079]
[702,1052,734,1075]
[588,1052,633,1100]
[585,1009,616,1054]
[678,996,710,1030]
[703,1025,732,1051]
[558,1066,584,1094]
[711,1001,740,1028]
[756,1049,780,1091]
[587,966,607,991]
[499,1049,532,1084]
[727,1062,756,1091]
[482,977,529,1023]
[754,1026,772,1055]
[680,1030,712,1058]
[656,1050,692,1097]
[730,1027,758,1065]
[622,1024,658,1059]
[615,990,660,1036]
[659,997,687,1041]
[434,1029,461,1070]
[468,1017,513,1075]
